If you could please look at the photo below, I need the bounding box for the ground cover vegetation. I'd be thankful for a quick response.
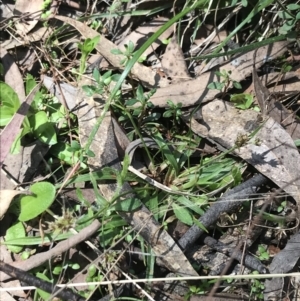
[1,0,300,300]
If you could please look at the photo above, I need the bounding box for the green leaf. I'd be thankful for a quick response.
[207,82,224,91]
[92,68,100,82]
[193,217,208,233]
[136,85,144,101]
[233,81,242,89]
[18,182,56,221]
[50,142,82,166]
[231,165,242,186]
[278,11,294,20]
[172,203,193,226]
[102,70,112,80]
[36,273,52,300]
[25,74,37,95]
[111,48,123,55]
[294,139,300,146]
[82,36,100,53]
[175,196,204,215]
[3,231,73,246]
[163,111,173,118]
[113,197,142,211]
[82,85,97,96]
[10,127,31,154]
[29,111,57,145]
[230,93,253,109]
[88,265,97,278]
[111,74,121,82]
[69,140,81,151]
[0,107,16,126]
[287,4,300,10]
[241,0,248,7]
[126,98,139,106]
[153,132,180,175]
[0,82,20,126]
[127,41,135,54]
[5,222,25,253]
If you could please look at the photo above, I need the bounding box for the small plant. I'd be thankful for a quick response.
[250,271,265,300]
[111,40,146,66]
[41,0,52,19]
[77,36,100,76]
[230,93,255,110]
[82,68,121,97]
[277,200,287,213]
[0,75,74,154]
[185,280,215,300]
[163,100,183,124]
[207,70,242,92]
[257,245,270,261]
[277,4,300,35]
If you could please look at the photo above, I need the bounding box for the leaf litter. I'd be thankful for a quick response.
[1,1,300,301]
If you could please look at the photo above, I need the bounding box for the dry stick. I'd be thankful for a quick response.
[0,220,101,282]
[207,190,277,298]
[178,173,269,250]
[0,261,87,301]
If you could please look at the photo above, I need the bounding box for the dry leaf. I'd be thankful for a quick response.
[253,69,300,140]
[149,41,290,107]
[184,99,300,207]
[264,231,300,300]
[54,15,170,88]
[14,0,44,35]
[2,26,53,50]
[119,17,172,58]
[161,36,191,82]
[0,190,26,219]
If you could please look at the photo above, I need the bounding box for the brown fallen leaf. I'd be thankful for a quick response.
[149,41,290,107]
[2,26,54,50]
[14,0,44,35]
[161,36,191,82]
[183,99,300,207]
[253,67,300,140]
[119,17,172,58]
[54,15,170,89]
[264,231,300,300]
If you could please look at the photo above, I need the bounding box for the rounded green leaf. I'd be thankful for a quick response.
[5,221,25,253]
[29,111,57,145]
[19,182,56,221]
[0,82,20,126]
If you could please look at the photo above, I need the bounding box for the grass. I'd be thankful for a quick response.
[1,0,300,300]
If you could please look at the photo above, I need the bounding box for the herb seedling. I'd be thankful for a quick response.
[230,93,255,110]
[77,35,100,77]
[111,40,146,66]
[257,245,270,261]
[250,271,265,300]
[163,100,183,124]
[207,70,242,92]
